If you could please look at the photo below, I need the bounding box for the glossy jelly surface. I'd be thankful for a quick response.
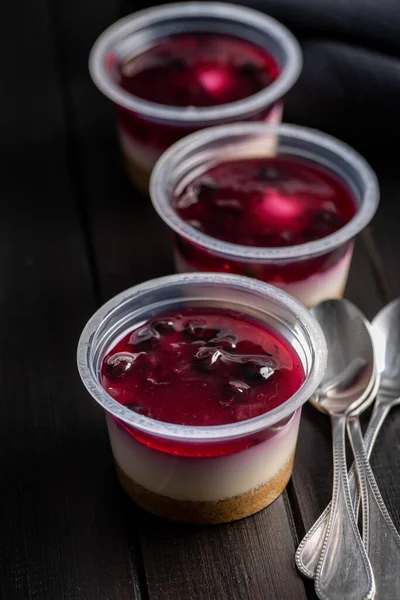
[173,157,356,247]
[117,33,279,108]
[101,308,304,427]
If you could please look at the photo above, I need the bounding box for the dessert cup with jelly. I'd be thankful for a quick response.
[150,123,379,307]
[77,273,326,524]
[89,2,302,192]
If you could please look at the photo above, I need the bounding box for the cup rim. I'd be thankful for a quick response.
[150,122,380,261]
[88,1,302,124]
[77,272,327,441]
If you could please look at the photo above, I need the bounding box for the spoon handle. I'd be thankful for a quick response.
[315,414,375,600]
[351,398,390,516]
[295,398,389,579]
[348,415,400,598]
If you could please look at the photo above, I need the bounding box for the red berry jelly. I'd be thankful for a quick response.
[101,308,304,427]
[174,157,356,247]
[117,33,279,108]
[113,33,280,191]
[172,157,357,291]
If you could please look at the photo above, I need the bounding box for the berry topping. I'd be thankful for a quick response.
[173,157,356,248]
[101,308,304,427]
[117,33,279,107]
[128,326,160,352]
[183,319,222,342]
[106,353,137,381]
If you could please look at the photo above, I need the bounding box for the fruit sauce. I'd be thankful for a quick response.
[114,33,279,151]
[118,33,278,107]
[101,308,304,457]
[172,157,357,283]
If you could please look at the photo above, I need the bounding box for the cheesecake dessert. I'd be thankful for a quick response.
[150,124,379,307]
[89,3,302,192]
[101,308,305,523]
[115,33,280,190]
[172,156,356,307]
[77,274,327,525]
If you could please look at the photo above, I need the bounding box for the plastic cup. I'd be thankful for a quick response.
[77,272,327,524]
[89,2,302,193]
[150,123,379,308]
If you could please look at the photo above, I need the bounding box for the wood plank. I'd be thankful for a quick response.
[137,496,307,600]
[362,165,400,532]
[51,3,311,598]
[0,2,142,599]
[47,2,400,597]
[49,0,173,301]
[367,166,400,302]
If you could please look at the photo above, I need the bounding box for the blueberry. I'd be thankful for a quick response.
[134,351,159,376]
[221,380,251,402]
[106,353,136,381]
[195,179,220,201]
[183,320,222,342]
[169,57,186,71]
[240,359,275,386]
[302,211,345,242]
[128,325,160,352]
[236,63,264,92]
[314,210,343,229]
[210,332,237,350]
[257,166,286,182]
[237,63,261,80]
[152,319,176,335]
[193,346,226,373]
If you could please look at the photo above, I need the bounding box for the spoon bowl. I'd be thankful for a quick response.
[372,297,400,397]
[310,299,375,415]
[307,298,375,600]
[297,297,400,586]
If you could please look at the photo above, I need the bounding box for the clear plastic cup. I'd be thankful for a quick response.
[77,273,326,524]
[89,2,302,193]
[150,123,379,308]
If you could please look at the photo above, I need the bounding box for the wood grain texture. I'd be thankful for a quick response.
[0,1,141,599]
[48,2,311,598]
[48,0,173,301]
[362,165,400,533]
[3,0,400,597]
[138,495,307,600]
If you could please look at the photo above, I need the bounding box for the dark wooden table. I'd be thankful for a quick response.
[2,1,400,598]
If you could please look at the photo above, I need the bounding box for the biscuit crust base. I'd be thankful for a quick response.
[115,452,295,524]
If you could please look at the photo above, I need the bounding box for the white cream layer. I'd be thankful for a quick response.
[106,409,300,502]
[271,248,353,307]
[116,101,283,180]
[174,245,353,308]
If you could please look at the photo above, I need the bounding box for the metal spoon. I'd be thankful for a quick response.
[296,299,400,581]
[309,299,375,600]
[354,299,400,598]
